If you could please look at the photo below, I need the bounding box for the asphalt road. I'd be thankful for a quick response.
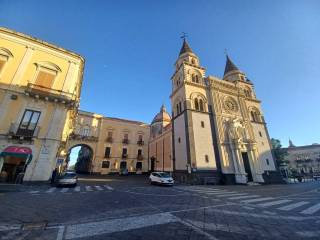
[0,175,320,240]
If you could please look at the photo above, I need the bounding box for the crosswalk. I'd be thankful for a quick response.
[29,185,114,195]
[175,186,320,215]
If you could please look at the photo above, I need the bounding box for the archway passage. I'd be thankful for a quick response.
[67,144,93,174]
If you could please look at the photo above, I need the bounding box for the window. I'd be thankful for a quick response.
[120,161,127,169]
[176,104,179,115]
[250,110,261,122]
[195,75,199,83]
[199,99,204,111]
[178,137,181,143]
[122,148,128,158]
[124,133,128,140]
[0,58,6,73]
[82,127,90,136]
[201,121,205,128]
[17,109,41,136]
[138,135,143,141]
[138,149,142,156]
[107,131,113,138]
[191,74,195,82]
[205,155,209,163]
[136,161,142,170]
[179,102,182,113]
[266,158,269,165]
[191,58,195,64]
[104,147,111,158]
[194,98,199,110]
[259,131,262,137]
[102,161,110,168]
[35,70,56,89]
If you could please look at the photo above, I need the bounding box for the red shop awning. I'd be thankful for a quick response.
[0,146,32,159]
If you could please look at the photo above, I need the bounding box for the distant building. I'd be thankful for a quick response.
[0,27,84,182]
[283,140,320,174]
[62,110,150,175]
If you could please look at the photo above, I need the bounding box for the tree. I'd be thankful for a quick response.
[271,138,288,166]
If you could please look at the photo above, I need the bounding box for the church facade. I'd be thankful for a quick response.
[150,40,281,184]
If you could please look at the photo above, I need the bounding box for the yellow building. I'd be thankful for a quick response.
[0,28,84,182]
[64,110,150,175]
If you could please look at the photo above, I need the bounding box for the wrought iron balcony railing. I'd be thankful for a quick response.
[7,123,40,140]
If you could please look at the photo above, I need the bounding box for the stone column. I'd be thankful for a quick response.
[248,144,264,183]
[231,141,247,184]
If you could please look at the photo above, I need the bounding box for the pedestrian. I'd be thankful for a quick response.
[51,168,58,184]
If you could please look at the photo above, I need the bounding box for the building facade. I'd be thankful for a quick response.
[63,110,150,175]
[0,27,84,182]
[283,141,320,174]
[169,40,280,184]
[149,105,173,172]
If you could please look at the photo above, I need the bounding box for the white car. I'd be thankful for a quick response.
[56,172,78,187]
[149,172,174,186]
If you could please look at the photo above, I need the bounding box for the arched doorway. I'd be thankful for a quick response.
[67,144,93,174]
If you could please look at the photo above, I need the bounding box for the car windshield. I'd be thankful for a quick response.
[158,172,170,178]
[62,173,76,179]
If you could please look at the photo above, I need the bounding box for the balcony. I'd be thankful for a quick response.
[122,139,129,144]
[69,132,98,142]
[137,140,144,146]
[122,153,128,159]
[25,82,77,105]
[137,155,144,160]
[106,137,113,143]
[7,123,40,140]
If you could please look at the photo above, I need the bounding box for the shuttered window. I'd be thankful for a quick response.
[35,70,55,89]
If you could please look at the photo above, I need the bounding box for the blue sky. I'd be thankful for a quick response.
[1,0,319,147]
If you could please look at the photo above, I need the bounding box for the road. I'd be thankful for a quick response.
[0,175,320,240]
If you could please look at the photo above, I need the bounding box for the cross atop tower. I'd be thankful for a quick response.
[180,32,188,40]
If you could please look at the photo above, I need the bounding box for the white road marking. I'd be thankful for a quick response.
[216,193,248,197]
[258,199,292,207]
[183,219,280,238]
[277,201,309,211]
[228,195,260,200]
[104,185,113,190]
[85,186,92,191]
[64,213,178,239]
[56,226,65,240]
[61,188,69,193]
[296,230,320,238]
[178,220,219,240]
[46,187,57,193]
[29,191,39,194]
[206,191,235,195]
[95,186,103,191]
[241,197,274,204]
[74,186,80,192]
[300,203,320,215]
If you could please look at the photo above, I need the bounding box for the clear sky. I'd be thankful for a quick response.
[1,0,319,147]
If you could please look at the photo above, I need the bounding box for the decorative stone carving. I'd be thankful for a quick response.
[223,97,238,113]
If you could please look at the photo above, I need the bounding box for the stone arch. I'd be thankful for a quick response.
[190,92,207,111]
[66,143,94,174]
[248,106,262,122]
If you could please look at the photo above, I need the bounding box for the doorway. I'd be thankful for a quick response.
[150,157,155,172]
[241,152,253,182]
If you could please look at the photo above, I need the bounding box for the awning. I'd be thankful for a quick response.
[0,146,32,160]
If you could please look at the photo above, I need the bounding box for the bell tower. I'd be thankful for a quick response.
[170,38,219,182]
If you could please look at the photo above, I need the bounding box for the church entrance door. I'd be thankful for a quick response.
[241,152,253,182]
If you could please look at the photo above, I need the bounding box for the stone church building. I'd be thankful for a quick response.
[150,39,281,184]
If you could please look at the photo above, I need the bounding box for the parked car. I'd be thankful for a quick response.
[313,174,320,181]
[56,171,77,187]
[149,172,174,186]
[119,168,129,175]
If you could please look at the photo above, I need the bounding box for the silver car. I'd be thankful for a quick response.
[56,172,77,187]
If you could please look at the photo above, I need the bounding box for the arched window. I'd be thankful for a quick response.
[179,102,182,113]
[0,48,13,76]
[250,109,261,122]
[244,88,252,98]
[195,75,199,83]
[199,99,204,111]
[191,58,195,64]
[191,74,195,82]
[176,104,179,115]
[194,98,199,110]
